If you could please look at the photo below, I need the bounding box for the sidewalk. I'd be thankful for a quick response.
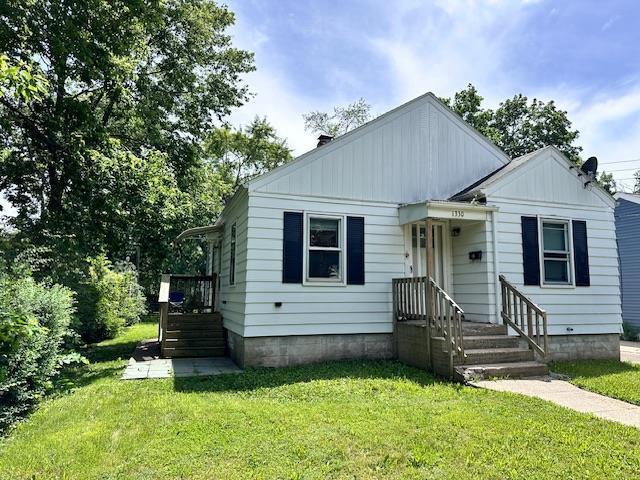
[472,376,640,428]
[621,341,640,365]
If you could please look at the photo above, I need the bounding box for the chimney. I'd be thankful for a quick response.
[317,134,333,147]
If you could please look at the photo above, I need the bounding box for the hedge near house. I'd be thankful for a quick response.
[74,255,146,343]
[0,273,75,432]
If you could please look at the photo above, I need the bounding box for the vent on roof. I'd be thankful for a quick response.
[317,134,333,147]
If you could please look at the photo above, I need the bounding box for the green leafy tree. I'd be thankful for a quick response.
[439,84,494,137]
[440,84,582,164]
[205,117,292,198]
[0,1,255,289]
[597,171,616,195]
[303,98,372,137]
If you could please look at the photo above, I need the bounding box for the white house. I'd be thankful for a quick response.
[170,92,621,377]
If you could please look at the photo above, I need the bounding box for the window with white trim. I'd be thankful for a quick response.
[229,223,236,286]
[306,215,343,282]
[541,220,572,285]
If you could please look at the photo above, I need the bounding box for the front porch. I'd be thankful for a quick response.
[393,200,549,380]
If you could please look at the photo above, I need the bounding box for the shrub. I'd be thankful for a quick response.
[0,274,75,432]
[74,255,146,343]
[622,323,640,342]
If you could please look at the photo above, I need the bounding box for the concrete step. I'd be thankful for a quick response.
[163,337,225,348]
[162,346,226,358]
[461,322,507,336]
[464,347,534,365]
[456,361,548,381]
[463,335,520,349]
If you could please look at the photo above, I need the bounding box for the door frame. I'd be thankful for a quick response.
[403,219,453,294]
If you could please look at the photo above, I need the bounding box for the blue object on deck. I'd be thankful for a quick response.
[169,291,185,306]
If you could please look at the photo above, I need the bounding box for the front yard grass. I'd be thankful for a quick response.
[552,359,640,406]
[1,325,640,479]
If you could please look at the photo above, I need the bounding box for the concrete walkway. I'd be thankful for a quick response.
[621,341,640,365]
[472,376,640,428]
[121,339,242,380]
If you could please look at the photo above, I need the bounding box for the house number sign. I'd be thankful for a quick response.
[451,210,465,218]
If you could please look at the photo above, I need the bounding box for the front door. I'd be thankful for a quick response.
[408,221,451,292]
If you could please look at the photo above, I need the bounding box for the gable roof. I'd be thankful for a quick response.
[614,192,640,205]
[451,145,615,207]
[246,92,511,193]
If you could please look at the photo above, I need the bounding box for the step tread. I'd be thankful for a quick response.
[459,361,547,371]
[457,361,548,380]
[465,347,531,354]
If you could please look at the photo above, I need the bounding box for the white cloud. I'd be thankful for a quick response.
[227,0,640,193]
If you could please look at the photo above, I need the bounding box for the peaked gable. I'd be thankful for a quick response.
[248,93,509,204]
[482,147,614,208]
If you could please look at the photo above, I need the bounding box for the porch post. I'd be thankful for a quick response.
[425,218,433,369]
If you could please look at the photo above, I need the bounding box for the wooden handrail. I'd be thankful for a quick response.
[158,274,170,354]
[392,276,431,368]
[429,277,465,378]
[499,275,548,360]
[392,276,465,378]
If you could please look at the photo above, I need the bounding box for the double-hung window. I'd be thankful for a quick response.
[306,215,343,283]
[229,223,236,286]
[541,220,571,285]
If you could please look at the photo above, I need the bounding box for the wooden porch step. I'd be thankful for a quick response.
[167,313,222,321]
[166,325,224,334]
[162,346,226,358]
[163,337,225,348]
[167,317,223,326]
[456,361,548,381]
[461,322,507,336]
[164,330,224,341]
[464,347,534,365]
[463,335,520,349]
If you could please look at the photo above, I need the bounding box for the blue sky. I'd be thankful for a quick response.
[228,0,640,191]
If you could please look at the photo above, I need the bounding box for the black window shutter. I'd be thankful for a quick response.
[521,216,540,286]
[572,220,590,287]
[347,216,365,285]
[282,212,303,283]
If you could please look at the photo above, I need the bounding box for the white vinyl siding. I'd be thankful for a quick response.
[217,189,249,336]
[242,192,404,337]
[249,94,508,204]
[484,149,620,336]
[450,217,496,324]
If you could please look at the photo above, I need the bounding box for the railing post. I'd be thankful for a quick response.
[543,312,549,360]
[424,277,432,369]
[392,279,398,358]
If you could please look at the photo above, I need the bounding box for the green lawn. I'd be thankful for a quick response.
[552,359,640,406]
[2,326,640,479]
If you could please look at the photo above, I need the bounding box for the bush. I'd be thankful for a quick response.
[0,274,75,432]
[74,255,146,343]
[623,323,640,342]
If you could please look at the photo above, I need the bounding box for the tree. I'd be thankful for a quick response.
[440,84,582,164]
[597,171,616,195]
[0,1,255,288]
[303,98,372,137]
[439,84,493,137]
[205,117,292,199]
[634,171,640,194]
